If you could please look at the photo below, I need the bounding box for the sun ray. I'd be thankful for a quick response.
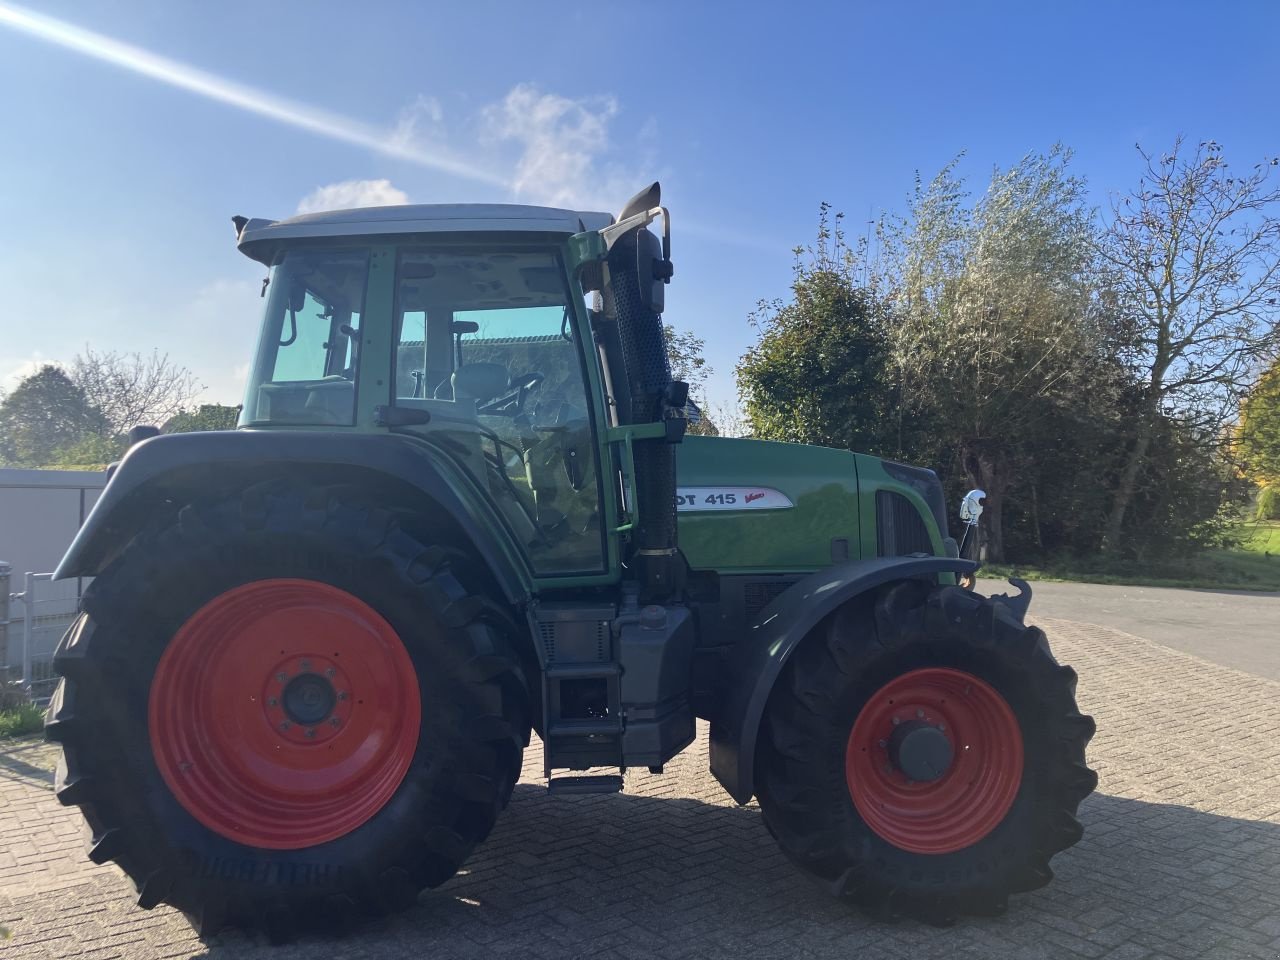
[0,1,508,188]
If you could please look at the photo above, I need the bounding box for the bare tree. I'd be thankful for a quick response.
[70,348,203,435]
[1097,138,1280,551]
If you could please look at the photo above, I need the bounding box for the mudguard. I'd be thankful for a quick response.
[708,555,979,804]
[55,430,532,605]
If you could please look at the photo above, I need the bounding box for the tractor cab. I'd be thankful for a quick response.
[233,198,675,580]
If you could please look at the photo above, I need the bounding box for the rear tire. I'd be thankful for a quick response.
[755,580,1096,923]
[46,482,530,940]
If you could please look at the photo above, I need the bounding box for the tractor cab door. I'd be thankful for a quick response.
[390,245,611,579]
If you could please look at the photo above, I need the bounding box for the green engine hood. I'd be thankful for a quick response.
[674,435,862,574]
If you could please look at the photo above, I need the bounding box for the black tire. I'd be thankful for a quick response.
[46,481,530,941]
[755,580,1096,923]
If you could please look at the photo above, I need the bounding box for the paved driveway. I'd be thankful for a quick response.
[4,616,1280,959]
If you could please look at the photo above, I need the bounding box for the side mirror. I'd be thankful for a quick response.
[636,227,673,314]
[959,489,986,524]
[288,283,307,313]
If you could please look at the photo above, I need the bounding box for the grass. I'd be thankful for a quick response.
[983,521,1280,592]
[0,701,45,739]
[1240,519,1280,554]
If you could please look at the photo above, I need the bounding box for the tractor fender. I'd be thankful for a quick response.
[55,430,533,606]
[708,555,978,804]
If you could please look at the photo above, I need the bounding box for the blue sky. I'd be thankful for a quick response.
[1,1,1276,415]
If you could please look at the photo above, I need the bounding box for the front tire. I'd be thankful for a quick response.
[46,482,530,940]
[755,580,1096,923]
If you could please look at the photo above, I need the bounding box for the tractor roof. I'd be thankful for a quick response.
[235,203,615,265]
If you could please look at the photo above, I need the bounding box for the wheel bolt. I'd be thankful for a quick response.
[279,721,291,731]
[916,709,925,719]
[325,667,336,678]
[300,660,312,671]
[877,739,887,748]
[305,728,316,739]
[337,691,348,701]
[891,716,901,726]
[276,672,287,683]
[937,723,946,732]
[267,697,278,707]
[329,717,340,727]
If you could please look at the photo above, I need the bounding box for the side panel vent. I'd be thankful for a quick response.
[744,579,793,623]
[533,604,616,665]
[538,622,557,662]
[876,490,933,557]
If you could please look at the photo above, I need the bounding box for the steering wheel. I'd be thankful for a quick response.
[477,372,545,417]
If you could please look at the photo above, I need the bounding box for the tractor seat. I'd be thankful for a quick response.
[436,362,509,402]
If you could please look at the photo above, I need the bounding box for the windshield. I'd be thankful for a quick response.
[239,248,369,426]
[393,247,605,574]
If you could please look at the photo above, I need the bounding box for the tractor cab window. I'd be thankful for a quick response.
[240,249,368,426]
[393,248,605,575]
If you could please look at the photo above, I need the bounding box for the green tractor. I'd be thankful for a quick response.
[46,184,1095,939]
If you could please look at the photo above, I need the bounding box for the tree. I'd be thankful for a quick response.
[70,348,202,436]
[164,404,242,433]
[1237,357,1280,486]
[738,205,901,455]
[664,323,718,435]
[1096,138,1280,551]
[880,148,1118,561]
[0,365,108,465]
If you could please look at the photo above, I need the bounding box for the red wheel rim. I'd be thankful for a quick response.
[149,579,421,850]
[845,668,1023,855]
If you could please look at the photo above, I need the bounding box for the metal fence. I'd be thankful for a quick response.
[2,567,85,701]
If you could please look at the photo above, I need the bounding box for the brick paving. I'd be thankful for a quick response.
[3,617,1280,959]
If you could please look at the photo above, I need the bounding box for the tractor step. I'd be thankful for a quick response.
[547,775,623,796]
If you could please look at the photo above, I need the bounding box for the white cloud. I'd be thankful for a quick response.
[388,95,445,154]
[287,85,652,217]
[479,84,637,209]
[296,179,410,215]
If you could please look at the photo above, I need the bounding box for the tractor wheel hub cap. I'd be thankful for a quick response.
[887,720,953,782]
[282,672,337,726]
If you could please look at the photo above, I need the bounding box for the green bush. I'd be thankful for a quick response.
[0,698,44,738]
[1257,485,1280,521]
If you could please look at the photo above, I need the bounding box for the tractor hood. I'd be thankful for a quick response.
[234,203,615,266]
[674,436,950,574]
[675,436,863,573]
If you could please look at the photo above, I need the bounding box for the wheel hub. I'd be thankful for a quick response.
[282,672,337,726]
[262,653,353,745]
[887,720,953,782]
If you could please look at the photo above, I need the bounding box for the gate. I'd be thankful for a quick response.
[2,569,85,701]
